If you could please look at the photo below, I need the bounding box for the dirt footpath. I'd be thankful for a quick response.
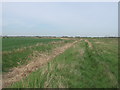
[2,40,78,88]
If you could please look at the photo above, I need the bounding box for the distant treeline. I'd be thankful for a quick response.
[2,36,119,38]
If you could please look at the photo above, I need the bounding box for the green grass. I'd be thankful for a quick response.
[2,37,62,51]
[2,37,73,72]
[9,38,118,88]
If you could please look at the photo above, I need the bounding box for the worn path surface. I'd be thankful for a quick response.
[2,40,79,88]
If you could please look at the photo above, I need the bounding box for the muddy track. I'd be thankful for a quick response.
[2,40,79,88]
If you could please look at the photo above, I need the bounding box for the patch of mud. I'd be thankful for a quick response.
[2,41,78,88]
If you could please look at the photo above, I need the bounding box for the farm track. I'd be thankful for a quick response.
[85,40,118,87]
[2,39,118,88]
[2,40,79,88]
[92,45,118,87]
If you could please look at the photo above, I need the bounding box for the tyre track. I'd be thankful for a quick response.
[2,40,78,88]
[84,39,118,87]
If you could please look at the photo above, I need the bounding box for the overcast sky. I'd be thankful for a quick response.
[2,2,118,37]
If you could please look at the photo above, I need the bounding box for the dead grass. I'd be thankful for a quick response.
[2,41,78,88]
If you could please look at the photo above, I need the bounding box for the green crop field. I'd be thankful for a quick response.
[2,37,72,72]
[2,37,62,51]
[2,37,118,88]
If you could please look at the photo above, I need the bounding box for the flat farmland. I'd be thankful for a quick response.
[2,37,118,88]
[2,37,62,51]
[2,37,71,72]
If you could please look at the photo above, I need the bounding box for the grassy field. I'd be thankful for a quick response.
[2,37,62,51]
[2,37,72,72]
[2,37,118,88]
